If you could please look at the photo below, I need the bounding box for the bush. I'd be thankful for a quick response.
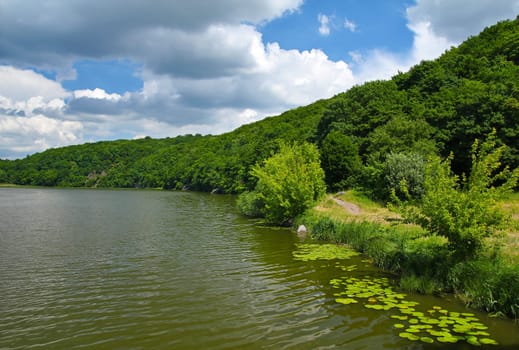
[384,152,426,200]
[247,142,326,225]
[236,191,264,218]
[404,131,519,261]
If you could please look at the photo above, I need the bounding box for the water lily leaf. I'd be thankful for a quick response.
[335,297,358,305]
[466,336,481,346]
[420,336,434,344]
[479,338,498,345]
[365,304,384,310]
[406,328,421,333]
[467,331,490,337]
[437,336,459,343]
[427,330,446,337]
[399,332,420,341]
[293,243,360,261]
[420,318,440,325]
[391,315,408,321]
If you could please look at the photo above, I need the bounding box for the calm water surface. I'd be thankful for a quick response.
[0,188,518,349]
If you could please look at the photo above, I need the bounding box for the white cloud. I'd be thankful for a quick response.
[0,114,83,157]
[1,0,518,159]
[0,66,67,102]
[351,0,518,84]
[74,88,122,101]
[318,13,331,36]
[344,18,357,32]
[407,0,519,42]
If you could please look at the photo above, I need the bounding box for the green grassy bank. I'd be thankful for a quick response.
[295,191,519,319]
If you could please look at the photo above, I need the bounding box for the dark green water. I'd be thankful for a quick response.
[0,188,518,349]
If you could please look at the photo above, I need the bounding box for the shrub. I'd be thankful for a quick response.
[236,191,264,218]
[384,152,426,200]
[248,142,326,225]
[404,131,519,261]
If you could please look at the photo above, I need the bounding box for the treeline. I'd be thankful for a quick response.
[1,17,518,200]
[0,101,326,192]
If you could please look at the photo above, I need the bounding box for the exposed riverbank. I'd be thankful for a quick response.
[295,190,519,319]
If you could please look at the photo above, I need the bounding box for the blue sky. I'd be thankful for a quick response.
[0,0,518,159]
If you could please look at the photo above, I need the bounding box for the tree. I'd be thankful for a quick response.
[320,131,362,191]
[246,142,326,225]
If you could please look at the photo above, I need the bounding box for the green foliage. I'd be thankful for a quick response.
[407,132,519,261]
[320,131,362,191]
[249,142,326,225]
[384,152,426,200]
[236,191,264,218]
[315,17,519,193]
[0,100,327,191]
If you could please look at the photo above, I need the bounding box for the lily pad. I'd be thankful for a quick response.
[466,336,481,346]
[391,315,408,321]
[293,243,360,261]
[335,297,358,305]
[437,336,459,343]
[399,332,420,341]
[479,338,499,345]
[420,336,434,344]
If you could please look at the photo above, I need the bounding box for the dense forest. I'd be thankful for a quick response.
[1,17,518,200]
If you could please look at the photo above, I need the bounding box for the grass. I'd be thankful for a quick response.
[315,190,402,225]
[495,193,519,264]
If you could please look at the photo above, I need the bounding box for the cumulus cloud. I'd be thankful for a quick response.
[350,0,518,83]
[407,0,519,42]
[0,114,82,158]
[0,0,303,75]
[0,66,67,102]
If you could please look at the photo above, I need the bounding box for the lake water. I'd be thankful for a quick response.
[0,188,518,349]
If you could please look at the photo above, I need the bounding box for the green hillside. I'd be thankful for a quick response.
[1,16,518,197]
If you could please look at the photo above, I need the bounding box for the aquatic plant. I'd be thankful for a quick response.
[330,276,499,346]
[292,243,360,261]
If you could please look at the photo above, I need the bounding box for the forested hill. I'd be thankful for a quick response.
[0,100,327,192]
[1,16,518,195]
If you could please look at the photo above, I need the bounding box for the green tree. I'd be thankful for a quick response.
[320,131,362,191]
[247,142,326,225]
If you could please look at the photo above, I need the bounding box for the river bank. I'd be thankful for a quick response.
[295,190,519,319]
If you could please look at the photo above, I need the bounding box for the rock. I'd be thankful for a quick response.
[297,225,307,234]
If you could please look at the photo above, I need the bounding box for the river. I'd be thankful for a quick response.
[0,188,518,349]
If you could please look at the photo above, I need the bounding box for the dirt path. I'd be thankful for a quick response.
[332,197,361,215]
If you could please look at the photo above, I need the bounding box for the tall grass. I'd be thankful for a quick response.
[449,258,519,318]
